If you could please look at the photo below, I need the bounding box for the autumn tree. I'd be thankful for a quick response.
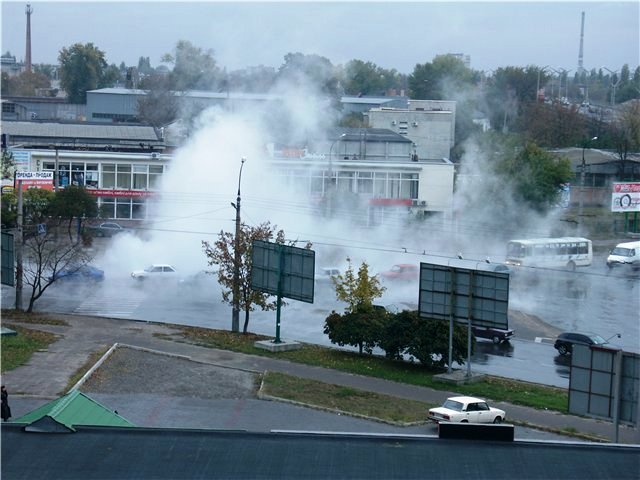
[202,222,309,334]
[323,258,387,354]
[607,101,640,179]
[332,258,385,313]
[22,227,93,312]
[58,43,112,103]
[523,102,588,147]
[1,70,51,96]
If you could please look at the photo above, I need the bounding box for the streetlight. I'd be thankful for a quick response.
[579,136,598,233]
[231,157,246,333]
[326,133,346,215]
[603,67,621,106]
[536,66,549,103]
[557,68,572,101]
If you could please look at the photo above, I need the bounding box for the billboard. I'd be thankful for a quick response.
[569,345,639,428]
[251,240,315,303]
[611,182,640,213]
[418,262,509,330]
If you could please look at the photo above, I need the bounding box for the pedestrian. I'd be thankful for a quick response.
[1,385,11,421]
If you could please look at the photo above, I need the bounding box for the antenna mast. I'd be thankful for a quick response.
[577,11,585,75]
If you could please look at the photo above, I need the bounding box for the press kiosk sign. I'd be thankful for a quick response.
[15,171,54,191]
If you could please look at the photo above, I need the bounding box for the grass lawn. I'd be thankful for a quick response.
[170,326,569,413]
[1,324,58,373]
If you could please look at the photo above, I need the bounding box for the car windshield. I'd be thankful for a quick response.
[611,247,633,257]
[442,399,463,411]
[590,334,607,344]
[144,266,155,272]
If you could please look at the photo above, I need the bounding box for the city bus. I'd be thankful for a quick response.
[505,237,593,271]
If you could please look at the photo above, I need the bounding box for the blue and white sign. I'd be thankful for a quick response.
[10,150,31,171]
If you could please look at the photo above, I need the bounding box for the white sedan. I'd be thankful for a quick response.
[428,396,506,424]
[131,264,178,281]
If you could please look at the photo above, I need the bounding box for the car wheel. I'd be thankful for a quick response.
[492,335,501,344]
[460,419,468,423]
[493,416,502,424]
[557,344,568,355]
[567,261,576,272]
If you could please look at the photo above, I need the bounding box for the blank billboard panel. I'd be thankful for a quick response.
[418,263,509,330]
[251,240,315,304]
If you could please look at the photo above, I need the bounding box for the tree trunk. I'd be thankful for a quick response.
[242,308,250,334]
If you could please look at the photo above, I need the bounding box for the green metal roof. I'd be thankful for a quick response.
[13,389,134,431]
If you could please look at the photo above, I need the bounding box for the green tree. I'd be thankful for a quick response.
[58,43,110,103]
[202,222,310,334]
[485,66,542,133]
[277,52,340,97]
[332,258,385,313]
[136,75,179,127]
[499,141,573,212]
[1,150,15,180]
[405,315,470,368]
[0,192,17,228]
[408,54,476,100]
[162,40,220,91]
[341,60,400,96]
[323,306,387,355]
[49,186,99,240]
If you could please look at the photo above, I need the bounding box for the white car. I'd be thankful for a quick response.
[315,267,341,285]
[428,396,506,424]
[131,264,178,281]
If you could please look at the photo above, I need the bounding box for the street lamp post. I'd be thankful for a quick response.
[231,157,246,333]
[536,66,549,103]
[603,67,621,106]
[579,137,598,233]
[326,133,346,215]
[558,68,572,100]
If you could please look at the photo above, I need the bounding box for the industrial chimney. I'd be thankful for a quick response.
[25,3,33,73]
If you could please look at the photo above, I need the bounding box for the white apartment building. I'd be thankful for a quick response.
[366,100,456,161]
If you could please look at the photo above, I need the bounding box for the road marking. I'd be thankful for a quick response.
[74,290,145,318]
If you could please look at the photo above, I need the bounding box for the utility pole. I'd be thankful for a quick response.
[231,157,246,333]
[15,179,23,311]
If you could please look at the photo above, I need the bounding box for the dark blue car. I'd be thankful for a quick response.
[54,265,105,282]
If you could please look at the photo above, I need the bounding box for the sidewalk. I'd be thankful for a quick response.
[1,312,638,444]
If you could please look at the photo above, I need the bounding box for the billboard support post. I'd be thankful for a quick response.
[15,179,23,311]
[466,271,474,378]
[448,267,455,374]
[275,244,284,344]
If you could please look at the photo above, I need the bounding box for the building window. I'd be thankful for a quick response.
[356,172,373,195]
[116,165,131,189]
[102,164,115,188]
[149,165,163,189]
[133,164,147,190]
[86,164,99,189]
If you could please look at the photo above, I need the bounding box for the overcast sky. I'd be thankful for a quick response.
[1,1,638,75]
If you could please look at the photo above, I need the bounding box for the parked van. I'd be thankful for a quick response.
[606,241,640,270]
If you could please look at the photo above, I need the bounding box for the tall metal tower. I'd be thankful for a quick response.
[577,11,585,75]
[25,3,33,73]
